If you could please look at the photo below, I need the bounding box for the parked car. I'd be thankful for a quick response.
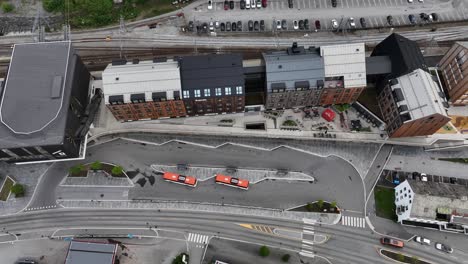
[393,171,400,185]
[276,20,282,29]
[188,21,194,31]
[282,19,287,30]
[248,20,254,31]
[246,0,251,8]
[231,21,237,31]
[224,0,229,10]
[435,243,453,253]
[360,17,366,28]
[240,0,246,9]
[299,20,304,30]
[220,22,226,31]
[331,19,338,29]
[315,20,321,30]
[420,173,428,182]
[226,21,231,31]
[418,0,423,2]
[293,20,299,30]
[208,0,213,9]
[420,12,429,20]
[288,0,293,8]
[262,0,267,7]
[256,0,262,8]
[409,14,416,24]
[254,21,259,31]
[331,0,337,7]
[407,0,413,2]
[260,20,265,31]
[215,21,220,28]
[414,236,431,245]
[349,17,356,28]
[237,21,242,31]
[304,19,309,29]
[209,21,214,31]
[431,13,438,21]
[387,15,393,26]
[380,237,404,248]
[229,0,234,9]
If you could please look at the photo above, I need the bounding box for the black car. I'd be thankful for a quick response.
[260,20,265,31]
[360,17,366,28]
[331,0,337,7]
[232,21,237,31]
[237,21,242,31]
[224,0,229,9]
[248,20,254,31]
[387,15,393,26]
[315,20,321,30]
[202,23,208,33]
[240,0,246,9]
[408,14,416,24]
[299,20,304,30]
[226,21,231,31]
[253,21,259,31]
[431,13,438,21]
[420,12,429,20]
[220,22,225,31]
[304,19,309,29]
[229,0,234,9]
[282,19,287,30]
[288,0,293,8]
[188,21,194,31]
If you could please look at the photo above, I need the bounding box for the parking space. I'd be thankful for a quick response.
[381,169,468,188]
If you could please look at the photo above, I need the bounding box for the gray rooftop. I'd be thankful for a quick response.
[365,56,392,75]
[263,48,324,93]
[0,42,76,148]
[408,180,468,200]
[66,241,117,264]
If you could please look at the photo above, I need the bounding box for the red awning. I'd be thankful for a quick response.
[321,108,336,122]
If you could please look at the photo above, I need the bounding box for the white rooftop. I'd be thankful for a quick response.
[320,43,367,88]
[392,69,448,121]
[102,59,181,103]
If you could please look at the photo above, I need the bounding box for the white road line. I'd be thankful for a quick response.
[303,240,314,245]
[303,230,315,235]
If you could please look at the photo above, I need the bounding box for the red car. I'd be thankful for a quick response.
[380,237,404,248]
[215,173,249,190]
[261,0,267,7]
[315,20,321,30]
[224,0,229,10]
[163,172,197,187]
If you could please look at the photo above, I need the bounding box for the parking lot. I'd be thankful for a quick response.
[185,0,468,33]
[382,169,468,187]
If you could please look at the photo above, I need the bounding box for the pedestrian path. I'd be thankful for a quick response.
[301,225,315,258]
[24,204,57,212]
[341,216,366,228]
[188,233,210,248]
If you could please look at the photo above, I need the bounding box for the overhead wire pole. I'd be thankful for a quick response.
[119,15,127,59]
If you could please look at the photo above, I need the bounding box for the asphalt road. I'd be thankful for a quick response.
[0,208,466,264]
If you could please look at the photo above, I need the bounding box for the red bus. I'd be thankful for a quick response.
[163,172,197,187]
[215,174,249,190]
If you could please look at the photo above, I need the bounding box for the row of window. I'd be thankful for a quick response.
[183,86,243,99]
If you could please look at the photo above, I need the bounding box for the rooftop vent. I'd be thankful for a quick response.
[153,57,168,63]
[50,76,63,99]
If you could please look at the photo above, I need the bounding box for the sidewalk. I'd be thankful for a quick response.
[386,155,468,179]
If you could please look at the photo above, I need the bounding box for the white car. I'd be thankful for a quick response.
[435,243,453,253]
[420,173,428,182]
[276,20,282,29]
[251,0,256,8]
[331,19,338,29]
[349,17,355,28]
[215,21,220,28]
[418,0,423,2]
[256,0,261,8]
[414,236,431,245]
[209,21,214,31]
[208,0,213,9]
[407,0,413,2]
[246,0,250,8]
[293,20,299,30]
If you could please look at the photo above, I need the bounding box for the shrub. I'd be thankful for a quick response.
[259,245,270,257]
[69,164,84,176]
[317,199,324,209]
[281,254,290,262]
[2,3,14,13]
[90,161,102,171]
[411,256,419,264]
[111,166,124,176]
[10,184,24,197]
[330,201,337,209]
[172,253,189,264]
[306,203,313,212]
[397,253,405,262]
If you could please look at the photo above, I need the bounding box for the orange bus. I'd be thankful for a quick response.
[163,172,197,187]
[215,173,249,190]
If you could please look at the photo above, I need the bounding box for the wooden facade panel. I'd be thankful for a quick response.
[107,100,187,122]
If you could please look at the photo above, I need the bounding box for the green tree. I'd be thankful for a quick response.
[281,254,290,262]
[42,0,64,12]
[330,201,337,209]
[2,3,14,13]
[317,199,324,210]
[306,203,313,212]
[172,253,189,264]
[259,245,270,257]
[69,164,84,176]
[411,256,420,264]
[90,161,102,171]
[10,184,24,197]
[397,253,405,262]
[111,165,124,176]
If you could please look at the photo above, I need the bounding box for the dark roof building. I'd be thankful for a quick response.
[371,33,427,78]
[65,241,118,264]
[0,41,93,163]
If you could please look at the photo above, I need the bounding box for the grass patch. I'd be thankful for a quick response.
[282,120,297,126]
[69,162,127,177]
[0,177,15,201]
[381,249,431,264]
[374,186,397,221]
[438,158,468,164]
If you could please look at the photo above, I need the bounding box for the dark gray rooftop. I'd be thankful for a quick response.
[0,42,75,148]
[66,241,117,264]
[365,56,392,75]
[263,48,324,93]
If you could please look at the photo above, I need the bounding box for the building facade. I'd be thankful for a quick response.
[179,54,245,116]
[0,41,92,163]
[319,43,366,105]
[438,42,468,105]
[263,44,325,109]
[377,69,450,138]
[103,58,186,122]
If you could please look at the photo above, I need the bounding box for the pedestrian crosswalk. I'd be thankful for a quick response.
[301,224,315,258]
[187,233,210,248]
[341,216,366,228]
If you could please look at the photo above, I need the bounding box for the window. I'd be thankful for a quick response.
[183,90,190,98]
[236,86,243,94]
[225,87,231,95]
[194,90,201,98]
[215,88,222,96]
[204,89,211,97]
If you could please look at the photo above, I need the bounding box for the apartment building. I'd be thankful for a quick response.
[377,69,450,138]
[438,42,468,105]
[0,42,92,163]
[319,43,367,105]
[263,43,325,109]
[179,54,245,116]
[102,58,186,122]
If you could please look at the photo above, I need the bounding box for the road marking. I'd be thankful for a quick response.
[25,204,57,211]
[341,216,366,228]
[188,232,209,245]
